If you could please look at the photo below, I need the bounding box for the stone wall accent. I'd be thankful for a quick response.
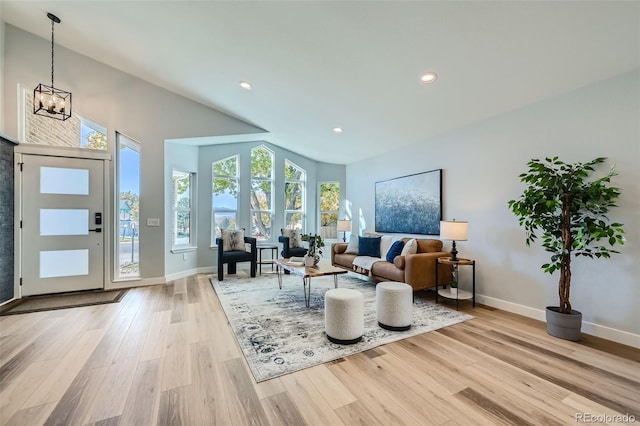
[0,136,16,303]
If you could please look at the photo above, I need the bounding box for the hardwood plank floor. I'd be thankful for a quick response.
[1,273,638,425]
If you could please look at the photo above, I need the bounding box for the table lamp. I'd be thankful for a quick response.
[337,219,352,242]
[440,219,468,261]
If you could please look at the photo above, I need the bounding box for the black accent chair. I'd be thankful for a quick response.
[278,236,308,259]
[278,231,308,275]
[216,235,257,281]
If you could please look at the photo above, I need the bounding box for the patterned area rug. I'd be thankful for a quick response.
[210,271,473,382]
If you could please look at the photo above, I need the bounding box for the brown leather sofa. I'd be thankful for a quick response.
[331,238,452,291]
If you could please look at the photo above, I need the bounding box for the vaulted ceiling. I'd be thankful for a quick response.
[2,1,639,164]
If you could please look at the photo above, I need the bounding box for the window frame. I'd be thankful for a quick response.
[211,155,240,244]
[171,170,196,251]
[284,159,306,231]
[250,145,275,242]
[115,132,141,280]
[319,181,340,240]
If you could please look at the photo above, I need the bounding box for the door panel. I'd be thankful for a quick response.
[21,155,105,296]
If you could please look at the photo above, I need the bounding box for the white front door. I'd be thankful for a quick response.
[20,154,105,296]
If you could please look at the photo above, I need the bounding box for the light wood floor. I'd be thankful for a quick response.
[1,273,638,426]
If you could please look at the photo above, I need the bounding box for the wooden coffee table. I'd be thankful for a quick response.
[273,258,348,307]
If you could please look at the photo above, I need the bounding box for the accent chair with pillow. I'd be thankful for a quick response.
[278,228,308,258]
[216,229,257,281]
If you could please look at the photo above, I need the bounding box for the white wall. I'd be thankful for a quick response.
[347,71,640,345]
[0,20,5,133]
[3,25,264,284]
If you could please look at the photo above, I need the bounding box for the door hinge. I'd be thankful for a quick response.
[19,277,22,286]
[19,162,23,172]
[20,220,22,229]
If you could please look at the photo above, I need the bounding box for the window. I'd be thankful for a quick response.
[284,160,306,230]
[212,155,239,241]
[319,182,340,239]
[250,146,274,241]
[117,133,140,279]
[172,170,195,248]
[80,117,107,150]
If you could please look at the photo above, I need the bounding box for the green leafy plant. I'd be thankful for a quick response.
[508,157,624,314]
[301,234,325,257]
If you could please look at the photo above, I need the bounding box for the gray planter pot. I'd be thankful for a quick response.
[545,306,582,341]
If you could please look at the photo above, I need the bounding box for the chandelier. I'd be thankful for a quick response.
[33,13,72,121]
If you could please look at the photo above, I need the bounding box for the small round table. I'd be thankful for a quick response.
[257,244,279,275]
[435,257,475,309]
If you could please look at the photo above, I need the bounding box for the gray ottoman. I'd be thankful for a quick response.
[376,281,413,331]
[324,288,364,345]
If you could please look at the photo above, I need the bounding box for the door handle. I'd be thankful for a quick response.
[89,228,102,233]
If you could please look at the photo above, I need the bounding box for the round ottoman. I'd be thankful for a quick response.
[325,288,364,345]
[376,281,413,331]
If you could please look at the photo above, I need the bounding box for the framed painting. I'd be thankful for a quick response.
[375,169,442,235]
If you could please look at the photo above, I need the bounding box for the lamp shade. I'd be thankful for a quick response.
[337,220,352,232]
[440,220,468,241]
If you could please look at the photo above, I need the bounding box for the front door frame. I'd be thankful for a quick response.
[14,144,111,299]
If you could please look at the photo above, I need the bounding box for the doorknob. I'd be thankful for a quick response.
[89,228,102,233]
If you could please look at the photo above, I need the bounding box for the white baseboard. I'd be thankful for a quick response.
[197,266,216,274]
[165,268,200,283]
[476,294,640,348]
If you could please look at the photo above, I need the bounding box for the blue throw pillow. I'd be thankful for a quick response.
[386,240,405,263]
[358,236,381,257]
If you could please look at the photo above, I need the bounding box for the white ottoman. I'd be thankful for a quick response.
[325,288,364,345]
[376,281,413,331]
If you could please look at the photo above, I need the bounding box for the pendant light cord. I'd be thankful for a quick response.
[50,16,55,88]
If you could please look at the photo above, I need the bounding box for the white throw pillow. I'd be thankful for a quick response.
[400,238,417,256]
[222,229,246,251]
[380,235,399,260]
[282,229,303,248]
[344,234,359,254]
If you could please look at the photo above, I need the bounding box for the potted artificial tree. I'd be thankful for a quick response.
[508,157,625,341]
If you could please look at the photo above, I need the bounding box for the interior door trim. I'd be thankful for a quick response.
[14,144,112,161]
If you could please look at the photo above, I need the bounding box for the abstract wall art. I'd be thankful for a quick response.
[375,169,442,235]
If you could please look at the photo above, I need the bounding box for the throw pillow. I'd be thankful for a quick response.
[358,236,381,258]
[345,235,359,254]
[386,240,405,262]
[222,229,246,251]
[380,235,399,259]
[401,238,418,256]
[282,229,303,248]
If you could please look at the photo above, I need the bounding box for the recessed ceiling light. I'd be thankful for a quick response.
[333,127,343,133]
[239,81,252,90]
[420,72,438,83]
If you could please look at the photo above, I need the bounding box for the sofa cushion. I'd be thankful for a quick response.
[401,238,417,255]
[345,235,359,254]
[371,261,405,282]
[333,253,357,270]
[415,238,444,253]
[386,240,405,262]
[358,236,381,257]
